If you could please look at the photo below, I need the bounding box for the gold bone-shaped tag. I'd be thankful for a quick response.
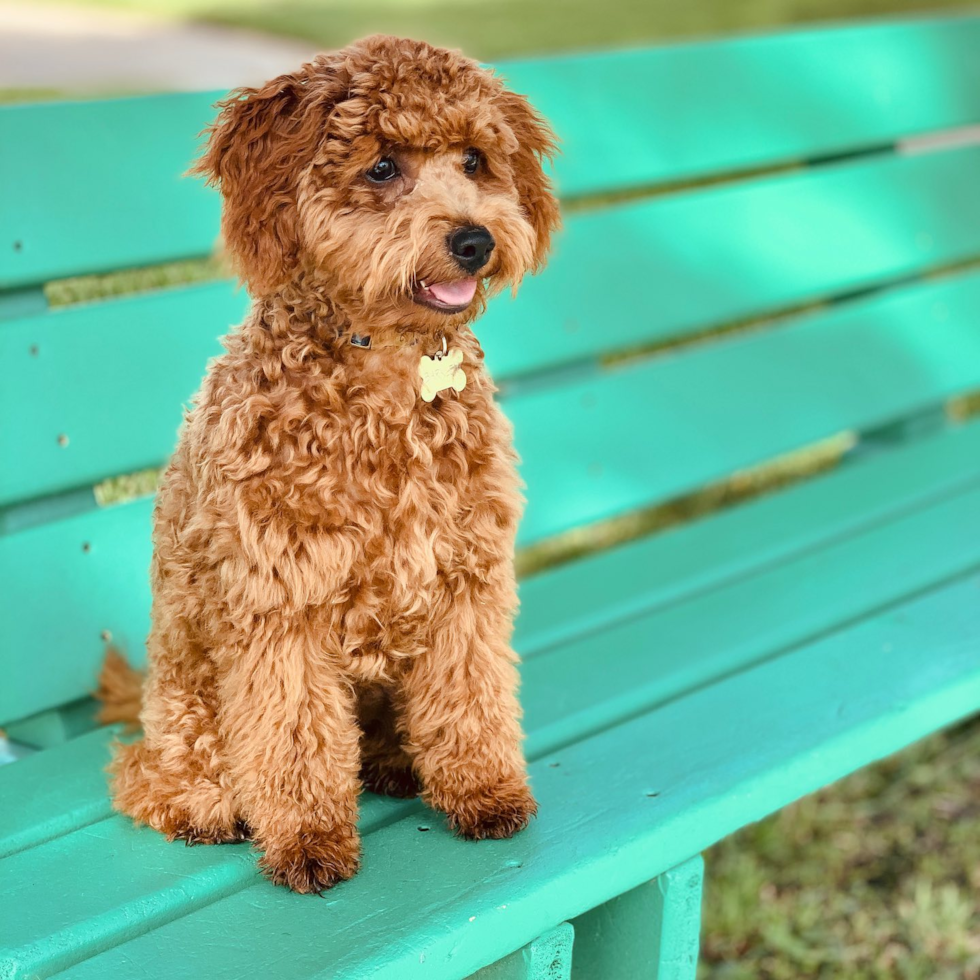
[419,348,466,402]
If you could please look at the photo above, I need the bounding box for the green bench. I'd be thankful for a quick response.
[3,15,980,979]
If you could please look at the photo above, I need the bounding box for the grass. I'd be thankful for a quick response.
[30,0,980,61]
[700,714,980,980]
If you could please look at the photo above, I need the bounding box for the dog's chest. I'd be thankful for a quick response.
[348,380,503,538]
[321,375,517,669]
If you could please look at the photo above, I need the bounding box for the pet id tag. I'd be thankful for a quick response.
[419,338,466,402]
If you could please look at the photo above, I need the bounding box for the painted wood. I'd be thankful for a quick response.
[488,145,980,381]
[0,728,123,860]
[37,570,980,980]
[470,924,574,980]
[3,699,99,749]
[503,16,980,197]
[5,239,980,522]
[0,287,47,321]
[4,17,980,289]
[512,269,980,543]
[0,281,249,507]
[0,496,154,724]
[0,485,99,537]
[517,420,980,659]
[0,738,32,766]
[2,419,977,808]
[570,856,703,980]
[3,474,979,975]
[0,91,222,290]
[522,481,980,757]
[6,147,980,507]
[4,415,979,728]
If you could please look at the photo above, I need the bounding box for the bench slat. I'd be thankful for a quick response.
[24,568,980,980]
[6,147,980,507]
[4,18,980,289]
[3,457,980,975]
[493,145,980,379]
[0,729,119,859]
[0,497,154,724]
[0,92,221,291]
[504,15,980,198]
[0,790,411,980]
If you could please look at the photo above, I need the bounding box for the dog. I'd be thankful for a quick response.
[107,34,560,894]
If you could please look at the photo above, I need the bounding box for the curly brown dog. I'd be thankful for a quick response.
[108,34,560,894]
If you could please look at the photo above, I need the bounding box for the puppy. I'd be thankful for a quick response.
[109,34,560,893]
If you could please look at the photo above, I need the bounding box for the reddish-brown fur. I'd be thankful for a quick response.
[108,35,560,893]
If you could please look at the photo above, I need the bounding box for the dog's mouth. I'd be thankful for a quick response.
[413,277,478,314]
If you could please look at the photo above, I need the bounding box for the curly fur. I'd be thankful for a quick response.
[107,35,560,894]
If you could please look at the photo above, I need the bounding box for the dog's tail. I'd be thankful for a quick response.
[95,647,144,728]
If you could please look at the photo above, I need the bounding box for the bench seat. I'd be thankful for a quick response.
[3,413,980,978]
[42,568,980,980]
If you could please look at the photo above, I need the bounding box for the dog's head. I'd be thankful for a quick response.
[194,35,560,332]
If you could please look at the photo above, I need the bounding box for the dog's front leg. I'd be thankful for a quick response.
[400,579,536,839]
[216,613,361,893]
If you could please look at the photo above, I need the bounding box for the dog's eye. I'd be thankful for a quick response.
[462,148,482,176]
[366,157,400,183]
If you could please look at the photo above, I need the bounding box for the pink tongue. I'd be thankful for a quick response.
[428,278,477,306]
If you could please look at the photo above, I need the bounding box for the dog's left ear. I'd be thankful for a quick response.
[496,89,562,271]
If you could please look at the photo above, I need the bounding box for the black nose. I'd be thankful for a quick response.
[448,225,495,274]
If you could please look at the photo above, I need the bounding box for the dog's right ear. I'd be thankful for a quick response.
[494,88,562,273]
[191,63,340,296]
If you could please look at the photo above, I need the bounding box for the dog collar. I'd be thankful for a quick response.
[347,332,466,402]
[347,332,419,351]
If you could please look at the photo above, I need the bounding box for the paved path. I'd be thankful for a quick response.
[0,2,317,93]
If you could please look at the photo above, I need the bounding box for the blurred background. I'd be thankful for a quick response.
[2,0,980,95]
[2,2,978,978]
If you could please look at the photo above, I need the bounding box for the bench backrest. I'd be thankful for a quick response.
[3,15,980,725]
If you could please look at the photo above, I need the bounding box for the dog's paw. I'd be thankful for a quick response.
[360,759,421,799]
[259,825,360,894]
[145,803,247,846]
[446,782,538,841]
[169,818,251,846]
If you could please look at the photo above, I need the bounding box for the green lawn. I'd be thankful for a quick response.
[700,715,980,980]
[33,0,980,59]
